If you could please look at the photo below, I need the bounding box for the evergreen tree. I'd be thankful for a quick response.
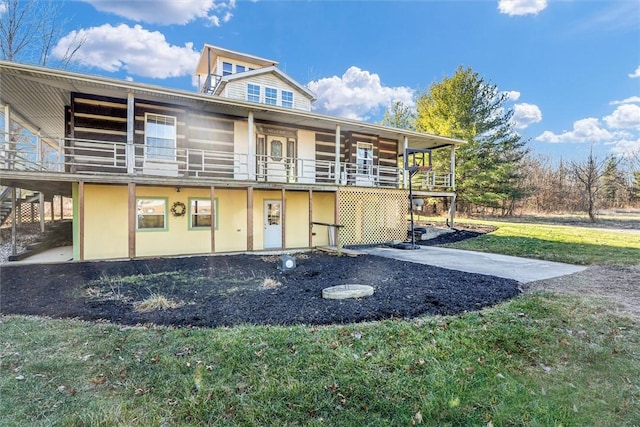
[381,101,415,130]
[415,66,529,214]
[601,157,628,208]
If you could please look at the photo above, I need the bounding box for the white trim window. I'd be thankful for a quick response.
[356,142,373,175]
[236,65,246,73]
[282,90,293,108]
[222,62,233,76]
[145,114,176,162]
[248,84,260,102]
[265,87,277,105]
[136,198,167,230]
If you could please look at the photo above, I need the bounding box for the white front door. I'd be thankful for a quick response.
[264,200,282,249]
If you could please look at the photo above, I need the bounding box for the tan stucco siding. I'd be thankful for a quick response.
[285,191,310,248]
[311,192,336,247]
[83,184,128,260]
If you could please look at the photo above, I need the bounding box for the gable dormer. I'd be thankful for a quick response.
[195,44,316,111]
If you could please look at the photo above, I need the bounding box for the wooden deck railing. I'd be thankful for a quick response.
[1,132,454,190]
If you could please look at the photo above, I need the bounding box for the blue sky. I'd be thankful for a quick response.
[40,0,640,161]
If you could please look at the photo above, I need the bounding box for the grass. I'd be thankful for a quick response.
[133,294,184,312]
[1,294,638,426]
[2,216,639,425]
[425,216,640,265]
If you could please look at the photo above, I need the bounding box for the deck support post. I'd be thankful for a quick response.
[334,125,341,184]
[78,181,85,261]
[128,183,136,258]
[11,187,17,256]
[308,190,313,248]
[403,136,409,189]
[39,193,45,233]
[448,194,456,228]
[281,188,286,249]
[450,146,456,190]
[210,186,216,253]
[247,187,253,251]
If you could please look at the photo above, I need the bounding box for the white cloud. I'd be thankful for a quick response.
[603,104,640,130]
[503,90,521,101]
[0,2,6,14]
[629,66,640,78]
[512,103,542,129]
[498,0,547,16]
[608,137,640,158]
[307,66,415,120]
[53,24,200,79]
[610,96,640,105]
[535,118,614,143]
[81,0,236,26]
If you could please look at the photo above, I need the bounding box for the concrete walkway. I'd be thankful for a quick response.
[360,246,587,283]
[5,246,73,265]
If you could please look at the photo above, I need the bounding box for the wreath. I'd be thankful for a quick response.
[171,201,186,217]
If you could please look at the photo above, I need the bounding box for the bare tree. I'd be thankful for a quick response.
[0,0,84,66]
[570,147,608,222]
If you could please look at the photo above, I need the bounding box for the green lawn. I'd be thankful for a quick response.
[440,218,640,265]
[2,218,639,426]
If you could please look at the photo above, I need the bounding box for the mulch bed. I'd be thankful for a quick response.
[0,225,519,327]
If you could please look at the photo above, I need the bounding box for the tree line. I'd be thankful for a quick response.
[382,67,640,221]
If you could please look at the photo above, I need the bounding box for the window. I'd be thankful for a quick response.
[137,198,167,230]
[265,87,277,105]
[145,114,176,161]
[282,91,293,108]
[189,198,217,229]
[236,65,246,73]
[356,142,373,175]
[222,62,233,76]
[248,84,260,102]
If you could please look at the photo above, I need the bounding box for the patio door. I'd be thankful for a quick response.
[263,200,282,249]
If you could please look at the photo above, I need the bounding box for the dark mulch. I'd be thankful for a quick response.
[0,225,519,327]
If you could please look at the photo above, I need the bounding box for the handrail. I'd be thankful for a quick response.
[1,132,454,190]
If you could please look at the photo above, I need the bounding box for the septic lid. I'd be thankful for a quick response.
[322,284,374,300]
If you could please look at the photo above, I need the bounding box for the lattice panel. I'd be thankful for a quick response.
[338,187,408,246]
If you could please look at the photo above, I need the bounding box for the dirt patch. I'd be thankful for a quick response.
[524,264,640,320]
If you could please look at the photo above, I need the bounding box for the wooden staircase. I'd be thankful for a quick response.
[0,187,41,227]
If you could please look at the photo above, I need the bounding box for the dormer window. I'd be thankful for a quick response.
[236,65,246,73]
[222,62,233,76]
[248,84,260,102]
[265,87,277,106]
[282,91,293,108]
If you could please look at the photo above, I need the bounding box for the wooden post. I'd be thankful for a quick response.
[78,181,85,261]
[248,112,255,181]
[281,188,286,249]
[450,146,456,190]
[334,125,341,184]
[247,187,253,251]
[308,189,313,248]
[11,187,17,256]
[39,193,45,232]
[128,183,136,259]
[210,185,216,253]
[59,195,64,220]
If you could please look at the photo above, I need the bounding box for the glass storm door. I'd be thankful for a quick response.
[263,200,282,249]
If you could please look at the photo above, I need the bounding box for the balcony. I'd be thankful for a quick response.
[1,133,454,191]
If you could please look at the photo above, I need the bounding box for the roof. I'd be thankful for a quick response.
[215,66,317,101]
[0,60,465,150]
[195,44,278,77]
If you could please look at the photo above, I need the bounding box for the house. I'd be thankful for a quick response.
[0,45,463,261]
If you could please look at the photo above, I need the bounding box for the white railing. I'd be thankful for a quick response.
[1,132,454,190]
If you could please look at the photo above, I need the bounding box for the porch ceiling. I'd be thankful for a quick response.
[0,61,465,150]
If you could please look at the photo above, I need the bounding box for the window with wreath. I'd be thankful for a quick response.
[137,198,167,230]
[189,198,218,229]
[145,114,176,162]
